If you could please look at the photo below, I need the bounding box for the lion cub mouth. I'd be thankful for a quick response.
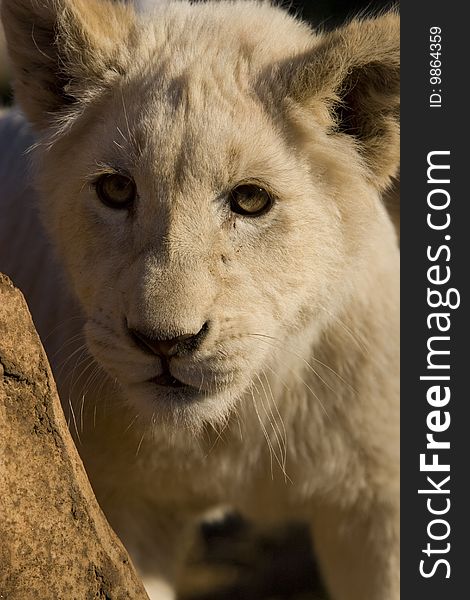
[147,352,200,390]
[149,373,189,389]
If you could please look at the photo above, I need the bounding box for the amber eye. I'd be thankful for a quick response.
[229,184,274,217]
[95,173,136,209]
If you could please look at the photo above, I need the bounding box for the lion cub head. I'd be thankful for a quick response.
[2,0,399,429]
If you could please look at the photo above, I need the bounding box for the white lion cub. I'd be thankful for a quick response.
[0,1,399,599]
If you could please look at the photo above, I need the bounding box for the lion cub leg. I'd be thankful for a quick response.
[115,508,195,600]
[310,499,399,600]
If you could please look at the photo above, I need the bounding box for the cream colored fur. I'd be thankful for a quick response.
[0,2,400,599]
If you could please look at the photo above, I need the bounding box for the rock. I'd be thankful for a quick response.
[0,274,149,600]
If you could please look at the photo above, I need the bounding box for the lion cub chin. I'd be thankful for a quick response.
[1,1,399,599]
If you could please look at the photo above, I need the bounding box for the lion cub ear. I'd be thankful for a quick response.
[1,0,136,131]
[281,13,399,190]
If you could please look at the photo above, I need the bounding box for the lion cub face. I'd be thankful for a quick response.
[2,0,399,429]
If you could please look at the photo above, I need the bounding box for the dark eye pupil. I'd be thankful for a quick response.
[230,185,273,216]
[96,174,136,208]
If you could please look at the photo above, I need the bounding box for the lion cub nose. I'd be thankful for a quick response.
[129,322,209,358]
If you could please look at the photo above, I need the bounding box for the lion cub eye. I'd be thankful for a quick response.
[229,184,274,217]
[95,174,136,209]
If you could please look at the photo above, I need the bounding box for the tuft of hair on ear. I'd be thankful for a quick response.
[0,0,137,131]
[279,12,400,190]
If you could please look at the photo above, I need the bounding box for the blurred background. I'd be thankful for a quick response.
[0,1,396,599]
[0,21,7,105]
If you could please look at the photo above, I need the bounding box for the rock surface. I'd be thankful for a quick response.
[0,274,149,600]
